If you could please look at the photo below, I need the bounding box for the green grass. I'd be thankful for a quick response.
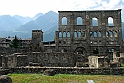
[121,63,124,67]
[9,74,124,83]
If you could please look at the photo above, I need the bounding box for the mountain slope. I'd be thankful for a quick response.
[16,11,58,32]
[0,15,22,31]
[13,15,32,24]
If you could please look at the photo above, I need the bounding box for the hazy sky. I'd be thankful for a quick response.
[0,0,124,20]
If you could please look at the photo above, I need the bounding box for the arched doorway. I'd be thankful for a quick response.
[74,47,88,67]
[74,47,86,55]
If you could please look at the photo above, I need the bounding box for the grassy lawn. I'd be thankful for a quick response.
[9,74,124,83]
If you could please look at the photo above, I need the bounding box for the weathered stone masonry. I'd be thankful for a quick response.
[0,9,124,69]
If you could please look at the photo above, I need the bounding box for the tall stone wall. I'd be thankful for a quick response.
[55,9,122,57]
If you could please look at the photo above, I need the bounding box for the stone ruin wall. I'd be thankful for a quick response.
[0,52,76,68]
[28,52,75,67]
[55,9,122,57]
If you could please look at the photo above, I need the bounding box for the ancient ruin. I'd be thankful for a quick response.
[0,9,124,74]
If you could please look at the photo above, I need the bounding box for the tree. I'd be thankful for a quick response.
[9,35,23,49]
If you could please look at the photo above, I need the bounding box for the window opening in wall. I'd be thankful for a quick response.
[109,31,113,37]
[74,32,77,37]
[59,32,62,37]
[67,32,70,37]
[94,32,97,37]
[82,31,85,37]
[98,31,101,37]
[78,31,81,37]
[106,32,109,37]
[113,31,117,37]
[99,41,102,44]
[93,41,97,44]
[92,17,98,26]
[90,32,93,37]
[77,17,82,25]
[62,17,67,25]
[108,17,114,26]
[110,41,114,44]
[63,32,66,37]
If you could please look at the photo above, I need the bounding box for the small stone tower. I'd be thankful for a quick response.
[32,30,43,44]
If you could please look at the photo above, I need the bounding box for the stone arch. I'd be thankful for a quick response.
[82,31,85,37]
[77,17,82,25]
[92,17,98,26]
[78,31,81,37]
[106,31,109,37]
[63,32,66,37]
[62,17,67,25]
[74,31,77,37]
[109,31,113,37]
[94,31,97,37]
[113,31,117,37]
[74,47,86,55]
[67,32,70,37]
[98,31,101,37]
[108,17,114,26]
[90,31,93,37]
[59,32,62,37]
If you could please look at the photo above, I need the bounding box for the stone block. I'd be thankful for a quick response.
[43,69,56,76]
[0,75,12,83]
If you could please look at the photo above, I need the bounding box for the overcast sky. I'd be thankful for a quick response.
[0,0,124,21]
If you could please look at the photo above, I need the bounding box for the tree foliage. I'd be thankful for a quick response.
[9,35,22,49]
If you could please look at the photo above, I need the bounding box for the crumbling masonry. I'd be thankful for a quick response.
[1,9,124,68]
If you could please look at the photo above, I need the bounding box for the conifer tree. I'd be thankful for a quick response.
[9,35,22,48]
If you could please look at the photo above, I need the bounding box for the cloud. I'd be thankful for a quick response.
[0,0,124,21]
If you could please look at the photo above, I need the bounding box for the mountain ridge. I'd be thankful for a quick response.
[0,11,124,41]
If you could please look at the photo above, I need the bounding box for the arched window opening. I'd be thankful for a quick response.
[74,32,77,37]
[90,32,93,37]
[78,31,81,37]
[82,31,85,37]
[98,31,101,37]
[109,31,113,37]
[92,17,98,26]
[67,32,70,37]
[59,32,62,37]
[63,32,66,37]
[108,17,114,26]
[77,17,82,25]
[106,32,109,37]
[62,17,67,25]
[94,32,97,37]
[114,31,117,37]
